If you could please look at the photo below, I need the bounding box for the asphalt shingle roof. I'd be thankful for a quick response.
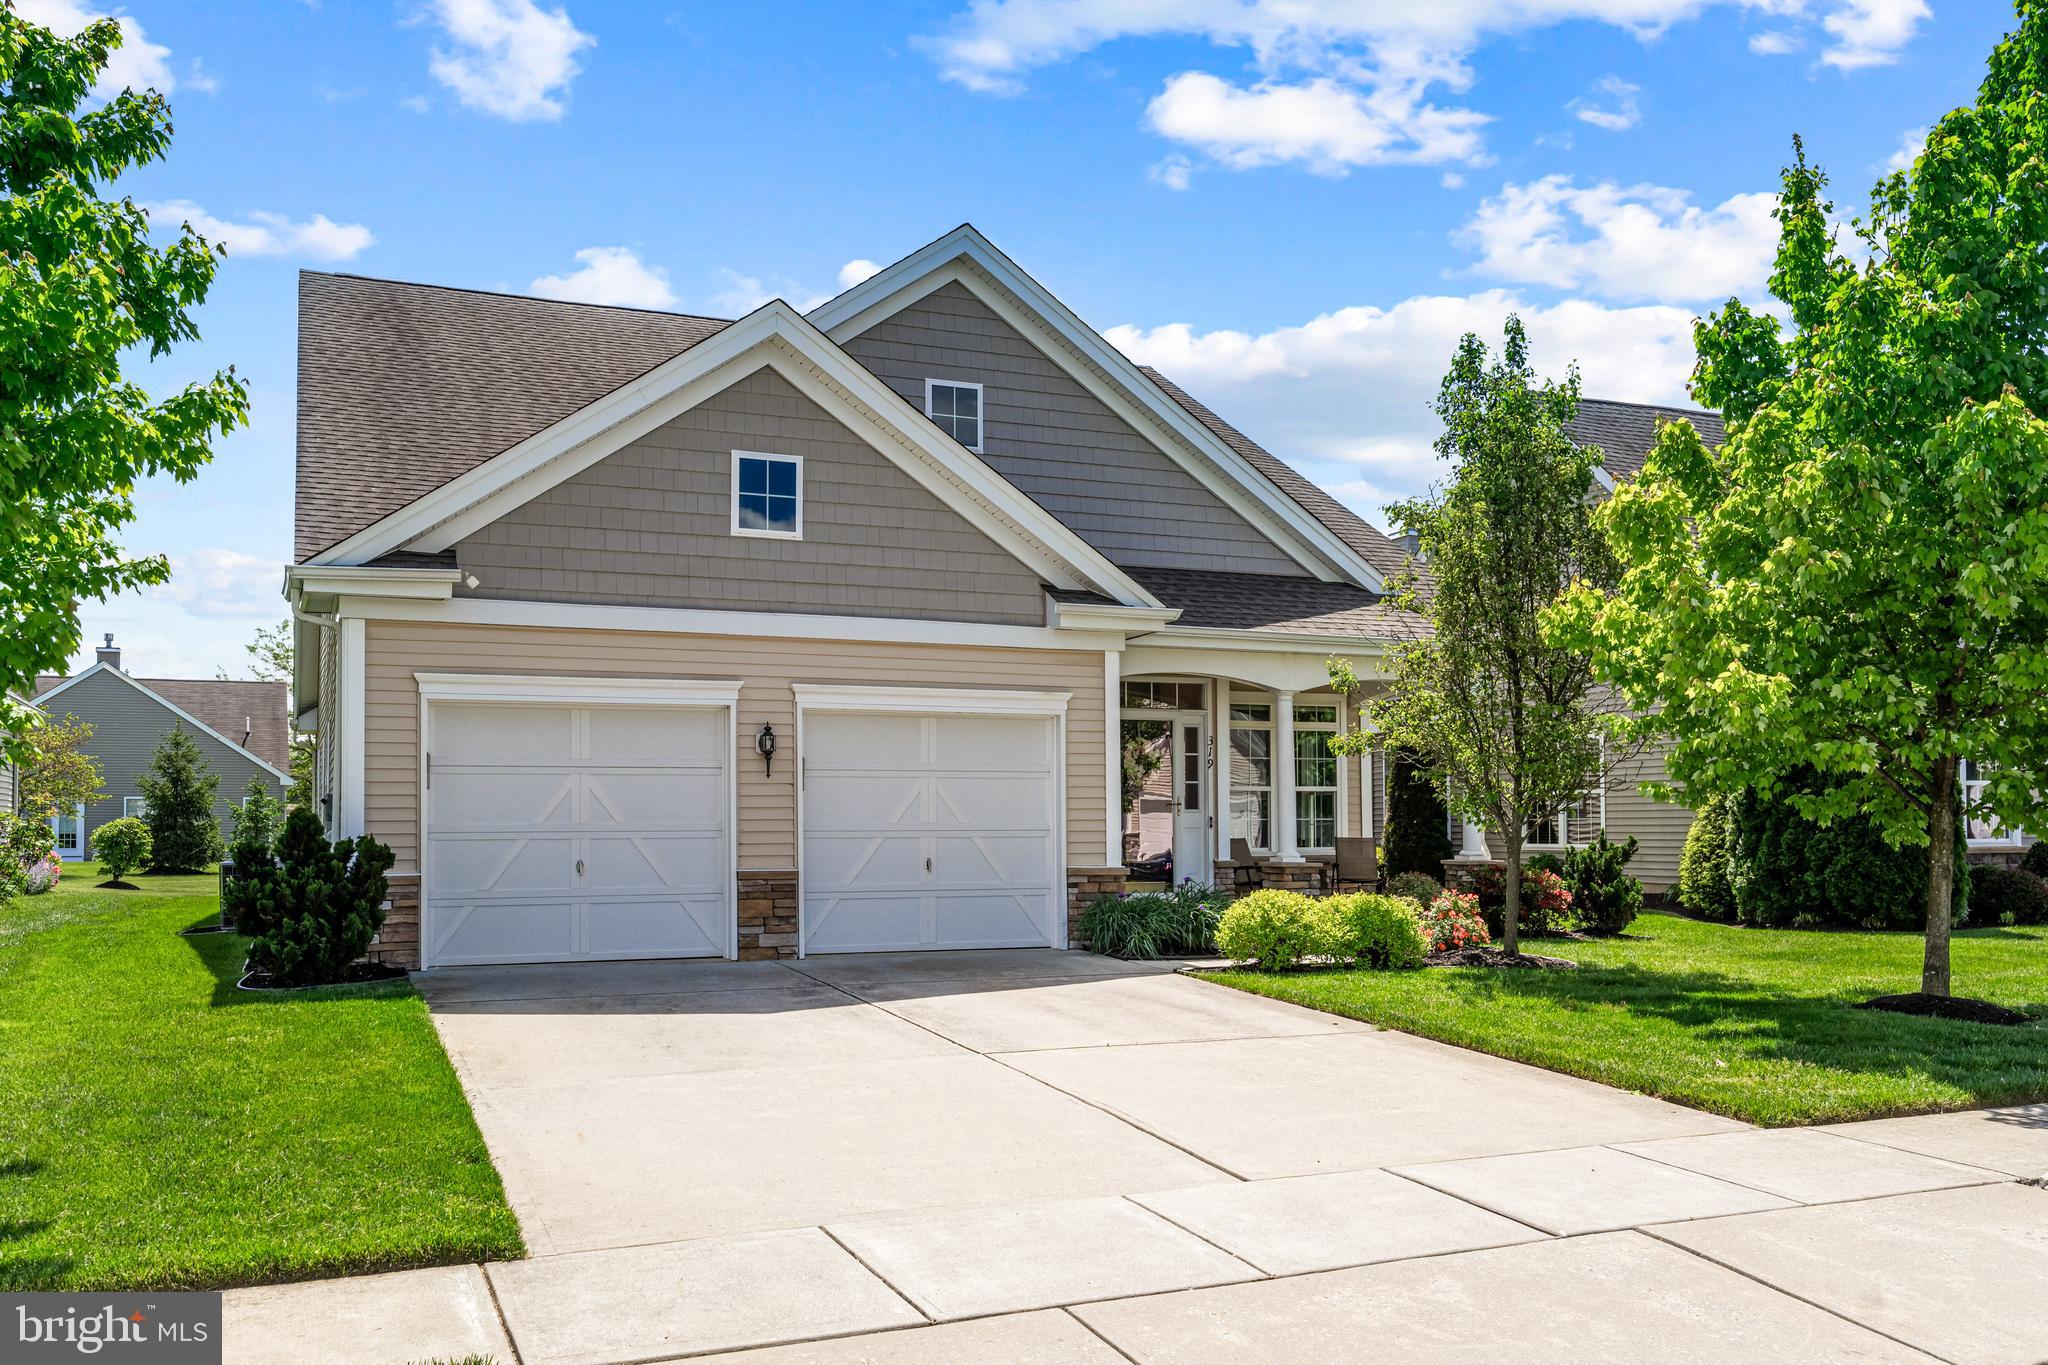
[33,672,291,771]
[1128,567,1431,642]
[296,273,729,562]
[1567,397,1725,480]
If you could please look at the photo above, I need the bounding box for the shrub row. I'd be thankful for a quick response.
[1213,889,1425,971]
[1077,881,1231,959]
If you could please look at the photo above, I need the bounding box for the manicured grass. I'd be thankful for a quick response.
[0,864,523,1290]
[1203,910,2048,1127]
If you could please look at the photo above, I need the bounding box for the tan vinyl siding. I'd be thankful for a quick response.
[455,365,1047,626]
[1475,740,1693,890]
[363,619,1106,874]
[842,281,1299,576]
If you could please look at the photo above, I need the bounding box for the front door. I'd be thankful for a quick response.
[51,804,84,861]
[1170,714,1210,886]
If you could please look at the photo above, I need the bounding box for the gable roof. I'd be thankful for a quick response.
[1125,568,1430,641]
[297,272,729,562]
[1569,398,1725,483]
[32,664,291,780]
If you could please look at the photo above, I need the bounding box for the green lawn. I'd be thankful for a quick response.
[1203,910,2048,1126]
[0,863,523,1290]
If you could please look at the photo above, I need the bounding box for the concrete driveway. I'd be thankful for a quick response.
[224,951,2048,1364]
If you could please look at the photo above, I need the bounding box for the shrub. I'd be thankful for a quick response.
[137,727,223,873]
[22,854,60,895]
[2021,841,2048,881]
[91,817,153,885]
[1526,851,1565,877]
[1474,863,1573,937]
[1728,769,1967,929]
[1969,864,2048,926]
[0,811,56,900]
[221,779,284,931]
[1561,832,1643,936]
[1381,749,1454,878]
[237,806,396,986]
[1384,871,1441,908]
[1677,793,1736,920]
[1214,889,1332,970]
[1321,893,1427,969]
[1080,881,1230,959]
[1416,889,1490,952]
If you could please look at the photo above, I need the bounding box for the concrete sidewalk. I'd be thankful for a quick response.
[222,954,2048,1364]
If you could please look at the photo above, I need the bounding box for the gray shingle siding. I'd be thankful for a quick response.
[453,365,1049,625]
[841,281,1301,576]
[38,669,287,854]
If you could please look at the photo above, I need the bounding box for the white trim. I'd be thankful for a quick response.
[790,683,1069,717]
[1211,678,1230,862]
[1103,650,1120,867]
[1047,599,1181,632]
[415,673,745,706]
[286,565,461,602]
[51,802,86,860]
[810,227,1387,592]
[306,300,1159,610]
[341,593,1130,654]
[33,662,290,784]
[923,377,985,453]
[730,449,803,541]
[338,617,366,837]
[123,796,146,820]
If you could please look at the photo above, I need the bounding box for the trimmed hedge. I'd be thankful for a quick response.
[1677,793,1736,920]
[1728,770,1968,930]
[1214,889,1426,971]
[1969,863,2048,926]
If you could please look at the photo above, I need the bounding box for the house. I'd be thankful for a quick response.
[31,637,291,860]
[286,224,1704,970]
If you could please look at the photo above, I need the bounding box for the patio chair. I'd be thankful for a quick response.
[1226,838,1260,891]
[1334,837,1379,891]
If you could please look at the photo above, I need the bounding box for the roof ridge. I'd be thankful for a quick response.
[1578,395,1719,419]
[300,270,735,325]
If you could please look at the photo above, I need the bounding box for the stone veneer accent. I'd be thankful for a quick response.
[1440,857,1497,893]
[1066,866,1127,948]
[738,870,800,959]
[366,873,421,969]
[1254,860,1327,895]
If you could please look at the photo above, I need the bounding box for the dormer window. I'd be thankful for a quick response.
[925,379,984,452]
[732,451,802,539]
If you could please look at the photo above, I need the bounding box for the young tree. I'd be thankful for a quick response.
[136,727,222,872]
[1336,318,1626,956]
[89,816,150,888]
[16,712,104,822]
[0,10,248,763]
[1552,8,2048,1002]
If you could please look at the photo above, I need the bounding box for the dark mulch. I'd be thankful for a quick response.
[1855,992,2034,1027]
[94,880,139,890]
[238,963,410,992]
[1427,946,1580,970]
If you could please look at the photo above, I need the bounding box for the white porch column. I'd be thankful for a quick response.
[1274,691,1301,861]
[1459,815,1490,859]
[338,614,366,839]
[1103,649,1121,867]
[1212,679,1231,862]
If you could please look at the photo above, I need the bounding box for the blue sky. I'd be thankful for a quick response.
[22,0,2013,678]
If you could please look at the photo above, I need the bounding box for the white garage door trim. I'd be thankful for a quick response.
[416,673,741,968]
[793,684,1069,957]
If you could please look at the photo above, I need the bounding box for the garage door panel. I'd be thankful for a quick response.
[434,705,576,764]
[805,833,926,889]
[805,713,925,766]
[930,774,1053,828]
[432,836,579,896]
[930,891,1052,948]
[585,834,728,894]
[932,715,1055,768]
[805,893,922,954]
[432,899,576,965]
[431,771,577,830]
[932,834,1052,885]
[588,895,725,957]
[803,774,921,832]
[587,707,726,766]
[587,770,727,827]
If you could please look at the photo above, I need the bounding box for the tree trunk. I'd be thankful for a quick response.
[1502,836,1522,958]
[1922,757,1957,998]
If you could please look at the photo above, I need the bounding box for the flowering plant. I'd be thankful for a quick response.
[23,853,61,895]
[1416,889,1490,952]
[1473,864,1574,935]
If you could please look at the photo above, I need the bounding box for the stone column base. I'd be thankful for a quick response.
[366,873,422,969]
[1255,860,1324,894]
[1440,857,1498,892]
[1066,866,1127,948]
[738,870,800,959]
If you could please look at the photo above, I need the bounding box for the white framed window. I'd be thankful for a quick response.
[1526,787,1605,849]
[1962,759,2024,844]
[50,803,85,858]
[1293,703,1340,852]
[1228,701,1273,852]
[1120,680,1206,711]
[925,378,984,452]
[731,450,802,539]
[123,796,146,819]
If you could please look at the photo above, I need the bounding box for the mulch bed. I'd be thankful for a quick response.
[238,963,410,992]
[1426,946,1580,970]
[1855,992,2034,1027]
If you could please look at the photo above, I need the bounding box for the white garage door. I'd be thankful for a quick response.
[426,702,731,966]
[802,710,1060,953]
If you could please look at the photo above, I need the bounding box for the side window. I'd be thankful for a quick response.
[731,451,802,539]
[925,379,984,452]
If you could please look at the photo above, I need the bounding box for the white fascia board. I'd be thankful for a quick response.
[40,661,291,783]
[1046,600,1181,632]
[338,592,1130,654]
[792,683,1069,716]
[416,672,743,707]
[307,299,1158,609]
[286,565,462,601]
[812,226,1388,594]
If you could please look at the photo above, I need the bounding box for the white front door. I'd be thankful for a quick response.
[51,804,84,861]
[802,710,1060,953]
[1169,714,1210,886]
[425,701,732,966]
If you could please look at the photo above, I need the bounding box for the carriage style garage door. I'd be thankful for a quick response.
[423,690,735,967]
[801,695,1064,954]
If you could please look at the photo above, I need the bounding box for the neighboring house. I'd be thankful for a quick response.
[30,637,291,860]
[287,224,1702,971]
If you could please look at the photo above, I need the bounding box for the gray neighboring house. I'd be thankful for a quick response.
[30,637,290,860]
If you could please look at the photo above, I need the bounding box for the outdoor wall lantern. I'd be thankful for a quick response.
[755,723,778,777]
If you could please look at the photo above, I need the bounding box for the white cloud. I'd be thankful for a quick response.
[1884,124,1926,172]
[1568,75,1641,131]
[14,0,176,97]
[1146,72,1489,175]
[1820,0,1928,70]
[837,259,884,288]
[422,0,594,122]
[1441,171,1465,190]
[1149,153,1194,190]
[1457,175,1779,304]
[528,247,677,308]
[708,268,832,315]
[148,549,285,621]
[1749,29,1801,54]
[144,201,376,262]
[399,94,433,113]
[1104,289,1701,517]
